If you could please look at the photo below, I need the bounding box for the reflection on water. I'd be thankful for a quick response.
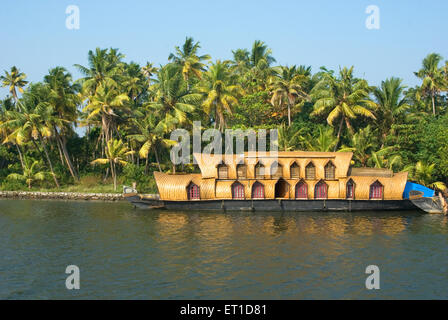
[1,199,448,299]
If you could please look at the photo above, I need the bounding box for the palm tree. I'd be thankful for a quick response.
[44,67,80,180]
[414,53,444,116]
[7,158,48,189]
[278,122,305,151]
[122,62,147,101]
[247,62,278,93]
[404,161,446,191]
[82,83,129,144]
[0,99,7,138]
[305,126,338,152]
[74,47,124,95]
[339,126,376,167]
[0,97,25,169]
[127,114,176,173]
[168,37,211,89]
[150,64,201,130]
[311,66,377,150]
[270,65,310,126]
[242,41,277,93]
[1,85,60,187]
[0,66,28,102]
[197,60,243,131]
[250,40,276,68]
[231,49,251,78]
[369,147,403,171]
[91,139,134,191]
[228,41,278,93]
[141,62,158,85]
[373,77,411,143]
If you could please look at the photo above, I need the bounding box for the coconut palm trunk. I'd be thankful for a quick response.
[55,130,79,180]
[334,116,345,151]
[37,133,60,188]
[8,95,26,170]
[153,145,162,172]
[145,156,149,174]
[431,92,436,116]
[56,139,65,166]
[102,114,112,145]
[15,144,25,170]
[219,112,226,132]
[287,102,292,127]
[345,117,354,135]
[109,160,117,191]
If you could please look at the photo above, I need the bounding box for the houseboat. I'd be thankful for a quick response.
[123,151,430,212]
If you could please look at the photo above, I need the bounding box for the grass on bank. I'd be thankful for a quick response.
[0,174,158,194]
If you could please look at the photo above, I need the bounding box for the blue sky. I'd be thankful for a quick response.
[1,0,448,97]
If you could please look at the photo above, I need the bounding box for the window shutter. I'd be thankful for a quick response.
[255,164,265,179]
[218,165,228,179]
[271,163,283,179]
[237,164,247,179]
[306,164,316,180]
[325,162,336,180]
[290,163,300,179]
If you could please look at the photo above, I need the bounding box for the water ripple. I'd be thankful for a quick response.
[0,199,447,299]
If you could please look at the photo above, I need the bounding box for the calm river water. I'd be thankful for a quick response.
[1,199,448,299]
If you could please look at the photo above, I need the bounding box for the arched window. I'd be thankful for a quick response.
[325,161,336,180]
[295,181,308,199]
[187,182,200,200]
[271,162,283,179]
[305,162,316,180]
[232,182,245,199]
[290,162,300,179]
[370,181,383,200]
[252,182,265,199]
[314,180,328,199]
[217,164,229,179]
[237,164,247,179]
[255,162,265,179]
[346,179,355,199]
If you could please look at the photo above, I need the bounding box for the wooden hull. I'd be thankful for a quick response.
[125,196,419,212]
[410,197,444,214]
[124,194,164,209]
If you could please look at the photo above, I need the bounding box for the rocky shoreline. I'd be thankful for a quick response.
[0,191,125,201]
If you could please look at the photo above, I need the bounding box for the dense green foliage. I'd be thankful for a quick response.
[1,38,447,192]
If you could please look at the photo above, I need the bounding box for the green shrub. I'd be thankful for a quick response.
[122,164,158,193]
[1,179,26,191]
[78,174,102,188]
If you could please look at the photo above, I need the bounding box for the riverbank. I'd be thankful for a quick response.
[0,191,125,201]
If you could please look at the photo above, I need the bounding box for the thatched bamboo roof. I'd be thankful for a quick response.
[153,171,202,201]
[345,172,408,200]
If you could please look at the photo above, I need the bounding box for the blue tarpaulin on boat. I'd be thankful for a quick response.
[403,182,435,199]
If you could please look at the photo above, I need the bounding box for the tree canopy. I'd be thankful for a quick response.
[1,41,448,193]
